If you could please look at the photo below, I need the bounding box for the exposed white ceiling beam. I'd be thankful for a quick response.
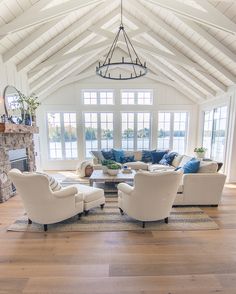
[0,0,104,36]
[141,51,206,100]
[179,17,236,63]
[146,0,236,34]
[28,7,119,78]
[17,0,118,72]
[36,50,103,96]
[3,18,63,62]
[130,0,236,84]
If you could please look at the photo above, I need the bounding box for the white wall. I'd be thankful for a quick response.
[198,86,236,182]
[38,76,198,170]
[0,56,29,116]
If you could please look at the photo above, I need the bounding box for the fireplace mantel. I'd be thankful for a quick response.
[0,123,39,134]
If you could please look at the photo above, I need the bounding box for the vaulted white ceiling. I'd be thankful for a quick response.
[0,0,235,103]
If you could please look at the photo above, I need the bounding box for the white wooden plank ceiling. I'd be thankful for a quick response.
[0,0,235,103]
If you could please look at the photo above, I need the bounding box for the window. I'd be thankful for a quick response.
[203,106,227,162]
[121,90,153,105]
[121,112,151,150]
[84,112,113,157]
[47,112,78,159]
[157,112,188,153]
[82,90,114,105]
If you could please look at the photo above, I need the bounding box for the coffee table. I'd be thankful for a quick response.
[89,170,135,193]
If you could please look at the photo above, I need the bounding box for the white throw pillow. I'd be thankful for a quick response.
[198,161,218,173]
[172,155,183,168]
[36,172,62,191]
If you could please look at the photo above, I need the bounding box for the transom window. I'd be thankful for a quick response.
[203,106,227,162]
[157,112,188,154]
[82,90,114,105]
[121,90,153,105]
[47,112,77,159]
[121,112,151,150]
[84,112,114,157]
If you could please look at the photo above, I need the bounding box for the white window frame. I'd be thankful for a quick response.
[157,111,189,153]
[46,112,78,160]
[121,89,153,105]
[121,112,151,150]
[84,112,114,158]
[82,89,114,105]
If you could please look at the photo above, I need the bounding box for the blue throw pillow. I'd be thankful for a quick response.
[182,159,200,174]
[159,152,178,166]
[142,150,156,163]
[120,155,135,164]
[112,149,125,163]
[151,150,168,164]
[101,150,115,161]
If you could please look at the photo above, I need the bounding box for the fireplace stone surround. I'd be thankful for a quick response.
[0,123,38,202]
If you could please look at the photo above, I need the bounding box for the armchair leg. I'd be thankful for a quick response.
[164,217,168,224]
[100,203,105,210]
[28,218,32,224]
[78,213,83,220]
[84,210,89,216]
[142,221,146,228]
[44,224,48,232]
[119,207,124,215]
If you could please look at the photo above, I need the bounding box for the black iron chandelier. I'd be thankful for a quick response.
[96,0,147,80]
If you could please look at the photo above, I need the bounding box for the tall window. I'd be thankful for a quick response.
[121,90,153,105]
[203,106,227,162]
[121,112,151,150]
[158,112,188,153]
[84,112,113,157]
[82,90,114,105]
[47,112,77,159]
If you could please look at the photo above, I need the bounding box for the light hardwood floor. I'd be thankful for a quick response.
[0,185,236,293]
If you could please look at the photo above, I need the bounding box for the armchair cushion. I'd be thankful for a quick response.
[53,186,78,198]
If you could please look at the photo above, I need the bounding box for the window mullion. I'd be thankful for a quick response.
[61,113,66,159]
[170,112,174,150]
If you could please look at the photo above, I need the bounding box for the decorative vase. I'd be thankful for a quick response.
[107,169,119,176]
[194,152,205,159]
[24,113,32,126]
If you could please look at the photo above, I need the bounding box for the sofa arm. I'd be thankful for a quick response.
[117,183,134,195]
[182,173,226,205]
[53,186,78,198]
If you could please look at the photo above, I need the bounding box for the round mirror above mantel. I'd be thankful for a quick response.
[2,85,24,124]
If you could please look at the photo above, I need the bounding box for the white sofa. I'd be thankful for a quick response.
[91,151,226,206]
[118,170,183,227]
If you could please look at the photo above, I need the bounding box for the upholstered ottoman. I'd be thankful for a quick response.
[74,184,105,214]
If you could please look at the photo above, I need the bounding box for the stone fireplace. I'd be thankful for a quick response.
[0,123,38,202]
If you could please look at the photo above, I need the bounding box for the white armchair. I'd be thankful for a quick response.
[8,169,84,231]
[117,170,183,228]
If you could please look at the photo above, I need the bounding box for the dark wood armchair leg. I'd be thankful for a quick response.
[44,224,48,232]
[164,217,168,224]
[142,221,145,228]
[78,213,83,220]
[119,207,124,215]
[28,218,32,224]
[84,210,89,216]
[100,203,105,209]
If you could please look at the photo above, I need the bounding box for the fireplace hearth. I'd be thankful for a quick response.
[0,123,38,202]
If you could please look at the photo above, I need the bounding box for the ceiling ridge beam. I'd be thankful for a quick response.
[146,0,236,34]
[0,0,104,36]
[130,0,236,84]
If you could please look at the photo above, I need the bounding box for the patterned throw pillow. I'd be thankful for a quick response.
[120,155,135,164]
[151,150,168,164]
[101,150,115,161]
[141,150,156,163]
[36,172,62,191]
[112,149,125,163]
[159,152,178,166]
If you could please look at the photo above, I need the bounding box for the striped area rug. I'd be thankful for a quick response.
[8,197,218,232]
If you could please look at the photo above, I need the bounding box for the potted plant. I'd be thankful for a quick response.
[107,163,121,176]
[17,91,40,125]
[194,147,207,159]
[101,159,116,174]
